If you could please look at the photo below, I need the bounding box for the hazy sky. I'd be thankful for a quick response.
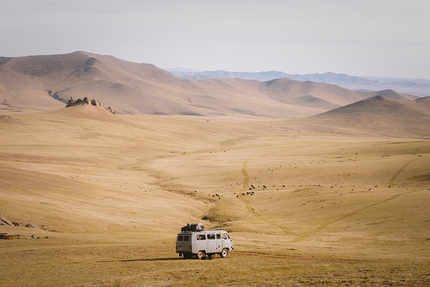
[1,0,429,79]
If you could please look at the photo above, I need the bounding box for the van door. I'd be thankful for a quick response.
[221,232,231,249]
[195,233,207,253]
[176,234,191,253]
[206,233,217,253]
[215,233,222,252]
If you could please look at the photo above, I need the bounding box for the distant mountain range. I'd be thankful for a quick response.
[1,51,414,118]
[1,52,430,136]
[168,69,430,97]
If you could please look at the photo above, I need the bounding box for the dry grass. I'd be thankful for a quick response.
[1,106,430,286]
[2,236,429,287]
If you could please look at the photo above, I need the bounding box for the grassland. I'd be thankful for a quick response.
[1,106,429,286]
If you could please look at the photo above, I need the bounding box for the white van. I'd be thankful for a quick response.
[176,230,234,259]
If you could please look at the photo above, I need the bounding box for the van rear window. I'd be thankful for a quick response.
[183,235,190,241]
[177,235,183,241]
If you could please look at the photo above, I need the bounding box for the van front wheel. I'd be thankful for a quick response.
[220,249,229,258]
[197,250,206,260]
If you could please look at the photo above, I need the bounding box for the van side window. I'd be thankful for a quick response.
[177,235,183,241]
[183,235,190,241]
[216,234,221,239]
[208,234,215,240]
[222,233,228,240]
[197,234,206,240]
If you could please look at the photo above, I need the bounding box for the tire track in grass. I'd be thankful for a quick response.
[238,160,296,236]
[294,157,423,242]
[241,160,250,189]
[389,158,419,188]
[238,155,423,240]
[292,191,413,242]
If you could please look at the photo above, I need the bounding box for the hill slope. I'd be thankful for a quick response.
[300,95,430,137]
[0,52,415,118]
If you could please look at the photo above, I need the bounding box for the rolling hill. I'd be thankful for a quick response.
[0,51,417,118]
[299,95,430,137]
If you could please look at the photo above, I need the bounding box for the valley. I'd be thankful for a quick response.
[1,105,429,286]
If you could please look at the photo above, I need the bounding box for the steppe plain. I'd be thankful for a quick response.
[1,52,430,286]
[1,104,430,286]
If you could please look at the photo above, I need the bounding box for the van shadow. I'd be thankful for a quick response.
[97,257,185,263]
[120,257,184,262]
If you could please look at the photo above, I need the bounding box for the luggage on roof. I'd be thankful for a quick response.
[181,222,204,232]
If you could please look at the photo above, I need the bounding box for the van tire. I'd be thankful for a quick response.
[197,250,206,260]
[183,253,192,259]
[221,249,229,258]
